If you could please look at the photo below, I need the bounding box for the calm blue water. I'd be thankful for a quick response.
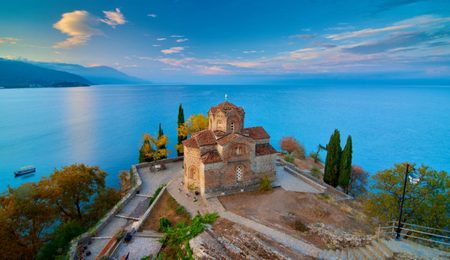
[1,84,449,191]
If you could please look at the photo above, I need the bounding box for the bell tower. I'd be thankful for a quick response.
[208,99,245,134]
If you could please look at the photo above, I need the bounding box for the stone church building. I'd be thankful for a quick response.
[182,101,277,197]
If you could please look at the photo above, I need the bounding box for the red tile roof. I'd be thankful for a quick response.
[243,126,270,139]
[209,101,244,115]
[182,137,199,148]
[216,133,240,145]
[192,129,217,146]
[255,143,277,156]
[201,150,222,164]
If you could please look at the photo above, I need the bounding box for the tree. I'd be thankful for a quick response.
[363,163,449,229]
[176,104,186,156]
[139,133,155,162]
[157,123,168,159]
[339,135,352,193]
[0,183,57,259]
[323,129,342,187]
[42,164,107,221]
[86,188,121,221]
[177,113,209,140]
[349,165,369,197]
[280,137,306,159]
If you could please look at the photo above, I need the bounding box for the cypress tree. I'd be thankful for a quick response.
[158,123,167,159]
[323,129,342,187]
[177,104,186,156]
[339,135,352,193]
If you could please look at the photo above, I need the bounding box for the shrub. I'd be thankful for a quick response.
[284,153,295,163]
[175,205,189,216]
[309,151,321,163]
[259,176,272,191]
[148,184,166,206]
[280,137,305,159]
[310,167,322,179]
[159,217,172,232]
[294,219,309,232]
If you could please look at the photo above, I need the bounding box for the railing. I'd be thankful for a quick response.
[379,220,450,248]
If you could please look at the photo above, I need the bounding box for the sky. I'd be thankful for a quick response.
[0,0,449,83]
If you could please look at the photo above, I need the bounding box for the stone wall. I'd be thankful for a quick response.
[184,147,201,191]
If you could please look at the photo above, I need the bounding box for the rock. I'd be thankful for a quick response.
[308,223,373,249]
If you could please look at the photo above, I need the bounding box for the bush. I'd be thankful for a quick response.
[294,219,309,232]
[259,176,272,191]
[280,137,305,159]
[284,153,295,163]
[159,217,172,232]
[309,151,321,163]
[310,167,322,179]
[175,205,189,216]
[149,184,165,206]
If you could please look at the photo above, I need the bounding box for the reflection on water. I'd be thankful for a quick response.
[0,84,449,192]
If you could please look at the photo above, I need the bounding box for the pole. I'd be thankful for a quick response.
[396,163,409,240]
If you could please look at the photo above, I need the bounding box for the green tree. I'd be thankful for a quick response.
[176,104,186,156]
[157,123,168,159]
[364,163,449,229]
[42,164,107,221]
[0,183,57,259]
[139,133,155,162]
[323,129,342,187]
[339,135,352,193]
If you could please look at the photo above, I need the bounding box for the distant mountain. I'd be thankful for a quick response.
[35,62,146,84]
[0,59,90,88]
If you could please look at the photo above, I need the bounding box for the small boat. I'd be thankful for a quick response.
[14,166,36,176]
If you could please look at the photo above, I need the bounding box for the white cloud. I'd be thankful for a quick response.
[147,13,157,18]
[327,25,407,40]
[161,46,184,54]
[157,38,166,41]
[152,44,160,47]
[0,37,18,44]
[290,48,322,60]
[224,61,262,68]
[170,35,184,38]
[100,8,126,27]
[159,57,193,67]
[53,10,100,49]
[176,38,189,43]
[198,65,227,75]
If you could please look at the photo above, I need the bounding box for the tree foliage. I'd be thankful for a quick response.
[323,129,342,187]
[280,137,305,159]
[177,114,208,138]
[177,104,186,156]
[157,123,168,159]
[339,135,352,193]
[349,165,369,197]
[139,132,169,162]
[363,163,449,229]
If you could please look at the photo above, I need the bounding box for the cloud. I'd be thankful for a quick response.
[100,8,126,27]
[159,57,193,67]
[0,37,18,44]
[147,13,157,18]
[176,38,189,43]
[157,38,166,41]
[327,15,450,41]
[161,46,184,54]
[152,44,160,47]
[223,61,262,68]
[290,34,316,39]
[290,48,322,60]
[198,65,227,75]
[170,35,184,38]
[53,10,100,49]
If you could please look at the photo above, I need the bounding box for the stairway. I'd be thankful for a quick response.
[318,238,450,259]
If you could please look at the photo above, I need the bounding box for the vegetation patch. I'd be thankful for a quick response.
[259,176,272,191]
[157,213,219,259]
[148,184,166,206]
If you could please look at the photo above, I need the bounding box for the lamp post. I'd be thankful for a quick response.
[396,163,419,240]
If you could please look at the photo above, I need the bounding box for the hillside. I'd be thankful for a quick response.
[35,62,146,84]
[0,59,90,88]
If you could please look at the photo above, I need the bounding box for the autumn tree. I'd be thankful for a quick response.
[176,113,209,151]
[157,123,168,159]
[139,133,155,162]
[338,135,352,193]
[363,163,449,229]
[324,129,342,187]
[42,164,107,221]
[280,137,306,159]
[0,183,57,259]
[349,165,369,197]
[176,104,186,156]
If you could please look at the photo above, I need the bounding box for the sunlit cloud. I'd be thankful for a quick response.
[161,46,184,54]
[147,13,157,18]
[0,37,19,44]
[152,44,160,47]
[157,37,166,41]
[170,35,184,38]
[198,65,227,75]
[159,57,193,67]
[100,8,126,28]
[53,10,100,49]
[176,38,189,43]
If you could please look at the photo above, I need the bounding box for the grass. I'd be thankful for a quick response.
[148,184,166,206]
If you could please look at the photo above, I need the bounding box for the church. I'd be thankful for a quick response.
[182,100,277,197]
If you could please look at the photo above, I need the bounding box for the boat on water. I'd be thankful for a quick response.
[14,166,36,176]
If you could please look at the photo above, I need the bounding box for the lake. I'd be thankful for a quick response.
[1,84,449,191]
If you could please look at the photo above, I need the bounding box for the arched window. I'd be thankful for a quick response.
[235,146,242,155]
[230,122,235,132]
[236,165,243,182]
